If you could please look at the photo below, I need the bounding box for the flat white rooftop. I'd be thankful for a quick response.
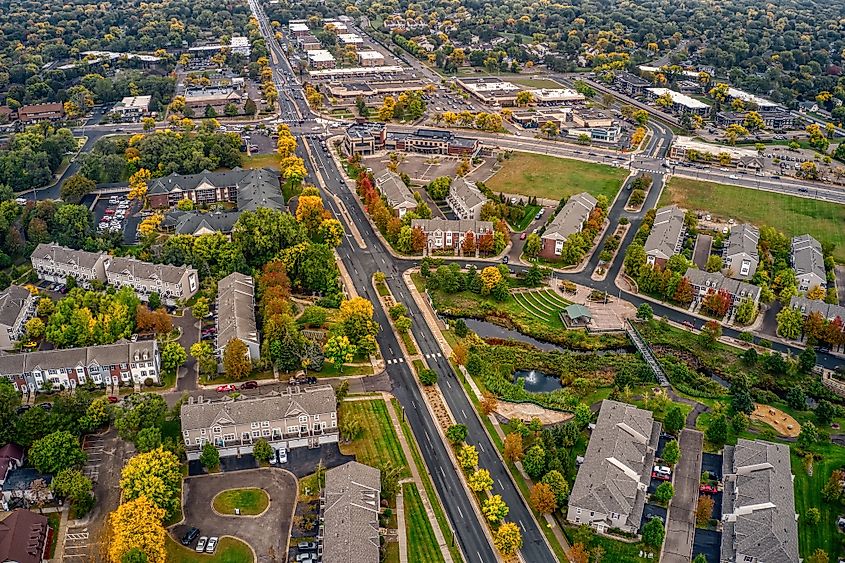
[726,87,780,108]
[647,87,710,109]
[307,49,336,63]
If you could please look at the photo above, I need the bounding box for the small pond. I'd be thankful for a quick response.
[513,369,564,393]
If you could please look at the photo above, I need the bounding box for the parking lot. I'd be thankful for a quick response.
[173,468,298,563]
[92,192,139,244]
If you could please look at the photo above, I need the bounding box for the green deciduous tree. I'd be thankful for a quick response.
[30,431,87,474]
[199,443,220,472]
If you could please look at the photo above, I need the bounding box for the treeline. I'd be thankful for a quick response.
[0,126,76,191]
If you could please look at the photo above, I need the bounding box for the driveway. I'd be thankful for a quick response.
[662,429,704,563]
[701,452,723,480]
[692,528,721,563]
[173,310,199,392]
[188,443,354,478]
[173,468,297,563]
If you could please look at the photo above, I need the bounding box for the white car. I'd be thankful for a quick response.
[653,465,671,477]
[196,537,208,552]
[205,537,218,553]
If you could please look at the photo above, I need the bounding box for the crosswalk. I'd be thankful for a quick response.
[385,352,443,365]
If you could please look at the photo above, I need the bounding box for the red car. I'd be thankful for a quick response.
[216,384,237,392]
[699,484,719,494]
[520,232,527,240]
[106,396,120,404]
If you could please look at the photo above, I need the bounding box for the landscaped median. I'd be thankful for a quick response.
[211,488,270,517]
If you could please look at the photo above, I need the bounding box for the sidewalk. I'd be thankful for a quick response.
[383,391,455,563]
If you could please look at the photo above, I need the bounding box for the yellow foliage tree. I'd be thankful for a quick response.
[280,156,307,184]
[807,285,827,300]
[295,194,327,234]
[119,447,182,519]
[480,266,502,295]
[108,496,167,563]
[277,134,297,158]
[128,168,151,201]
[138,214,162,237]
[493,522,523,555]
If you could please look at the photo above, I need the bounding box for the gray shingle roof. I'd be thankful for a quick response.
[216,272,258,349]
[568,400,659,530]
[644,205,686,260]
[0,340,157,374]
[791,234,825,282]
[684,269,761,302]
[720,439,799,563]
[725,224,759,262]
[108,255,195,285]
[449,177,486,211]
[374,170,416,210]
[147,168,284,212]
[542,192,597,242]
[790,295,845,321]
[180,386,336,431]
[0,285,31,328]
[410,218,493,234]
[31,243,105,270]
[322,461,381,563]
[161,210,241,235]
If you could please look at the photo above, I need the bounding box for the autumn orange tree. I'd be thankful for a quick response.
[108,496,167,563]
[530,482,557,514]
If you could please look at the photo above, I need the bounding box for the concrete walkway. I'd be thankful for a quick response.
[383,392,455,563]
[396,491,408,563]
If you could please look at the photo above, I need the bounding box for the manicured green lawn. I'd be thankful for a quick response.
[241,153,280,170]
[212,488,270,516]
[792,442,845,559]
[165,536,254,562]
[486,152,627,202]
[509,204,542,231]
[402,483,445,563]
[339,399,410,478]
[660,177,845,262]
[507,76,565,89]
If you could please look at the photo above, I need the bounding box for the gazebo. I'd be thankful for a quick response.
[562,303,593,328]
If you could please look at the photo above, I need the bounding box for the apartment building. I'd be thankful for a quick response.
[357,50,385,67]
[715,111,795,131]
[644,206,686,267]
[0,285,37,351]
[216,272,259,365]
[645,87,711,116]
[18,103,65,123]
[307,50,337,69]
[614,71,650,97]
[446,178,486,221]
[683,269,761,308]
[319,461,381,563]
[720,439,799,563]
[180,387,338,460]
[567,400,660,534]
[30,244,109,289]
[410,218,494,253]
[0,339,160,394]
[723,224,759,280]
[374,170,417,217]
[789,295,845,324]
[147,168,283,211]
[385,128,479,156]
[791,234,827,292]
[539,192,598,259]
[106,256,198,306]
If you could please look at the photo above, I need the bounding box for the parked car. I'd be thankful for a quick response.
[205,537,218,553]
[240,381,258,390]
[519,232,527,240]
[216,384,237,392]
[502,256,509,264]
[295,554,315,563]
[699,483,719,494]
[15,405,30,414]
[652,465,672,480]
[298,541,317,551]
[181,527,200,546]
[195,536,208,552]
[278,447,288,464]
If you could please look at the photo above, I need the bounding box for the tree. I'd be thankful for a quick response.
[734,298,757,325]
[24,317,45,341]
[662,439,680,465]
[30,431,86,474]
[134,427,162,453]
[482,494,509,523]
[523,444,546,479]
[493,522,522,555]
[160,341,187,376]
[395,315,412,334]
[504,433,524,462]
[60,174,96,204]
[115,394,167,443]
[480,266,503,295]
[806,507,821,526]
[480,392,498,416]
[786,387,807,410]
[323,335,355,371]
[223,338,251,380]
[816,400,836,425]
[653,482,674,503]
[468,468,493,492]
[190,341,217,378]
[798,421,820,450]
[340,414,363,442]
[706,415,728,446]
[699,320,722,348]
[664,406,684,435]
[530,482,557,514]
[809,549,830,563]
[191,297,210,320]
[696,495,715,526]
[541,470,570,506]
[574,403,592,428]
[777,305,804,339]
[252,438,273,464]
[457,444,479,470]
[523,233,541,258]
[108,496,167,563]
[418,368,438,385]
[51,468,94,511]
[822,470,845,503]
[199,443,220,471]
[446,424,468,445]
[636,303,654,321]
[642,518,665,548]
[128,168,151,201]
[799,347,817,373]
[426,176,451,200]
[120,447,182,519]
[336,298,377,347]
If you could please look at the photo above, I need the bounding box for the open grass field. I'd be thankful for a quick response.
[339,399,410,478]
[486,152,627,202]
[165,536,254,563]
[212,488,269,516]
[792,442,845,559]
[509,203,541,231]
[660,177,845,262]
[241,153,280,170]
[507,76,564,89]
[402,483,446,563]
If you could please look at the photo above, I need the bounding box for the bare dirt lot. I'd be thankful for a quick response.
[751,403,801,437]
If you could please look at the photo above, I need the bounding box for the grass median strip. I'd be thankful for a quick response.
[340,399,409,478]
[212,488,269,516]
[403,483,446,563]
